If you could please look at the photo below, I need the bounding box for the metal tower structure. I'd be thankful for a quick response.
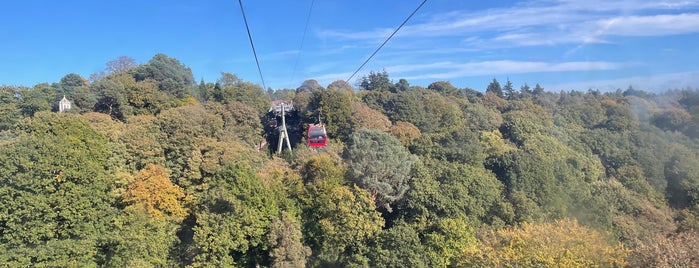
[270,101,293,154]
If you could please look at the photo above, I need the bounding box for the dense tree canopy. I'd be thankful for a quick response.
[0,112,117,266]
[2,54,699,267]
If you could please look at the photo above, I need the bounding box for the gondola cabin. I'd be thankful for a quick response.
[308,124,327,147]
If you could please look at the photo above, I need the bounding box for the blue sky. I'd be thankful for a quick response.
[1,0,698,92]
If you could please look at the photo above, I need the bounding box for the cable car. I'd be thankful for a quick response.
[308,124,327,147]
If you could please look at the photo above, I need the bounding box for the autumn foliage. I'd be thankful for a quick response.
[467,218,629,267]
[123,164,187,219]
[3,54,699,267]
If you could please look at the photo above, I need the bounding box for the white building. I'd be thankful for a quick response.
[58,96,71,112]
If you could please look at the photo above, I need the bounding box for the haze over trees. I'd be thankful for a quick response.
[1,54,698,267]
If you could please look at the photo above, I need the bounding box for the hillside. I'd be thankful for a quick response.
[1,54,698,267]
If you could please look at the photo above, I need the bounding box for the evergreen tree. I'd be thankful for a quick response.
[503,78,515,99]
[345,129,418,212]
[486,78,503,98]
[359,70,393,91]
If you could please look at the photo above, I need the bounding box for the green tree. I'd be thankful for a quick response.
[421,91,464,131]
[424,217,478,267]
[652,108,691,132]
[359,70,392,91]
[94,79,132,120]
[296,79,325,93]
[463,102,503,132]
[389,121,421,146]
[395,78,411,92]
[344,129,418,212]
[490,133,605,220]
[0,86,21,130]
[187,165,279,267]
[267,213,311,268]
[383,91,427,130]
[486,78,503,98]
[499,101,553,145]
[299,154,345,185]
[350,101,391,132]
[600,98,638,131]
[197,79,215,101]
[128,77,174,115]
[57,73,89,97]
[665,150,699,208]
[519,83,532,99]
[427,81,459,96]
[302,88,354,142]
[212,72,269,114]
[326,80,353,91]
[0,112,117,266]
[399,159,510,227]
[206,101,264,146]
[71,85,97,113]
[367,222,429,268]
[57,73,92,113]
[269,88,296,101]
[304,184,384,266]
[503,78,515,99]
[153,105,224,186]
[132,53,195,98]
[18,83,55,116]
[533,83,544,95]
[553,90,606,128]
[103,206,180,267]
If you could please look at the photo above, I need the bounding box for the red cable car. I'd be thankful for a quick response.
[308,124,327,147]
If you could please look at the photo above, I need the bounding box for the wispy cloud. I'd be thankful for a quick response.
[300,0,699,91]
[593,13,699,36]
[547,71,699,92]
[303,60,624,88]
[318,0,699,48]
[262,50,300,61]
[390,60,622,80]
[316,45,361,56]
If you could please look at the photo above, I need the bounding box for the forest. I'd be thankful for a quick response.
[1,53,698,267]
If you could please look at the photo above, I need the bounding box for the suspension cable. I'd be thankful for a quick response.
[288,0,315,89]
[345,0,428,84]
[238,0,267,90]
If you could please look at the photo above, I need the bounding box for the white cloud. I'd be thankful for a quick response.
[594,13,699,36]
[316,45,361,56]
[262,50,300,61]
[317,28,393,41]
[391,60,622,80]
[385,61,454,73]
[547,71,699,92]
[317,0,699,48]
[554,0,699,12]
[303,1,699,90]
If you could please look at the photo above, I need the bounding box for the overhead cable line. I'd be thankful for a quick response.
[238,0,267,90]
[346,0,428,84]
[288,0,315,89]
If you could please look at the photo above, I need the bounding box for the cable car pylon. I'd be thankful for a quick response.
[270,101,294,154]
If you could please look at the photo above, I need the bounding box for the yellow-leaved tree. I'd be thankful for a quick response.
[464,218,628,267]
[123,164,187,220]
